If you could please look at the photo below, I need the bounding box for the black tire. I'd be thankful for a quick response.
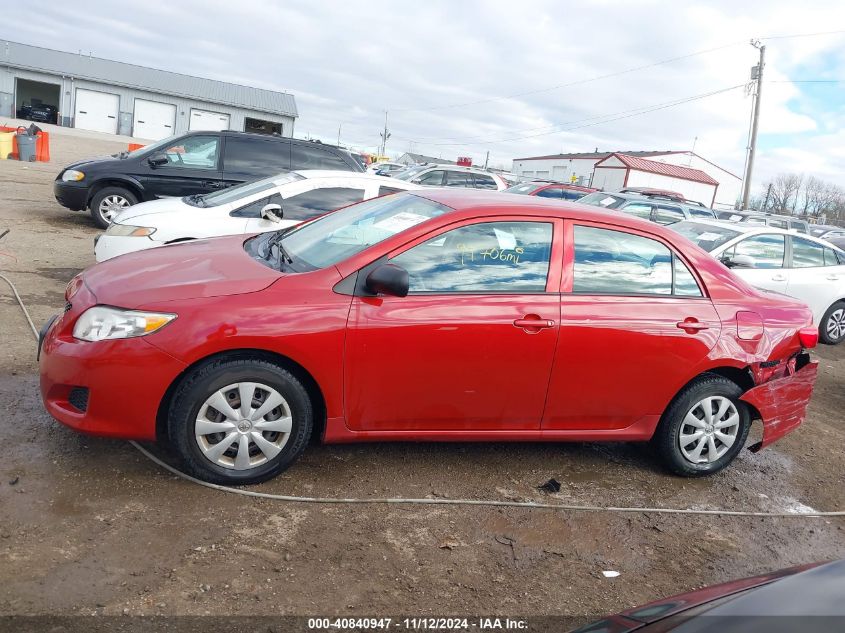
[89,186,138,229]
[819,301,845,345]
[652,374,750,477]
[167,358,313,485]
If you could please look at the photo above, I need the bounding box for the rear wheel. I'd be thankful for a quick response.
[89,186,137,228]
[653,375,750,477]
[819,301,845,345]
[168,358,313,485]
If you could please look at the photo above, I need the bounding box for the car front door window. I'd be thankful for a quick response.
[163,136,220,169]
[730,234,786,269]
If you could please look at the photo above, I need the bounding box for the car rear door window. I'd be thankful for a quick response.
[445,171,473,187]
[290,143,351,170]
[725,234,785,268]
[620,202,653,220]
[791,236,826,268]
[282,187,365,222]
[769,219,788,229]
[391,221,553,293]
[653,205,685,225]
[473,173,498,190]
[223,137,290,175]
[823,247,841,266]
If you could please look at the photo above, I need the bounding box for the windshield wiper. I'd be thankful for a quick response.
[187,194,206,207]
[265,230,293,268]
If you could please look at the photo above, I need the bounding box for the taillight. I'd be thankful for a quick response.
[798,327,818,349]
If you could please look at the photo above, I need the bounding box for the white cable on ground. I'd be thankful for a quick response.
[5,271,845,518]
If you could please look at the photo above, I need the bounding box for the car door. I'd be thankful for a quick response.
[243,181,367,234]
[221,135,291,187]
[134,134,223,198]
[543,222,720,431]
[344,217,563,432]
[717,233,790,294]
[786,235,845,321]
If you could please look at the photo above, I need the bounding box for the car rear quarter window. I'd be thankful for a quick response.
[473,173,498,190]
[282,187,365,222]
[573,226,675,295]
[390,221,553,293]
[791,236,826,268]
[689,208,716,219]
[620,202,653,220]
[823,247,841,267]
[224,137,290,175]
[290,143,351,171]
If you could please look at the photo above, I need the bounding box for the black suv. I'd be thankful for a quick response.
[54,131,365,227]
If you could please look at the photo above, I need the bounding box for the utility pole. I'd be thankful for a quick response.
[741,41,765,210]
[379,111,390,158]
[337,123,341,147]
[484,150,490,170]
[763,182,773,211]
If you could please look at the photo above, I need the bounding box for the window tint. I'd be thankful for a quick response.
[290,143,350,170]
[823,247,841,267]
[573,226,672,295]
[391,221,553,293]
[414,170,445,185]
[378,186,405,196]
[791,221,809,233]
[689,208,716,218]
[445,171,473,187]
[162,135,219,169]
[282,187,365,222]
[620,202,653,220]
[562,190,585,201]
[674,257,702,296]
[653,205,685,225]
[224,137,290,174]
[730,234,785,269]
[473,173,498,190]
[769,219,788,229]
[230,193,284,218]
[791,236,826,268]
[536,187,563,199]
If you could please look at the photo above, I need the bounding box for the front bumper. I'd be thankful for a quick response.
[53,180,89,211]
[742,354,819,451]
[39,312,186,440]
[94,234,160,262]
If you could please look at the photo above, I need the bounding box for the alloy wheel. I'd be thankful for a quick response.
[194,382,292,470]
[98,194,131,222]
[826,308,845,342]
[678,396,740,464]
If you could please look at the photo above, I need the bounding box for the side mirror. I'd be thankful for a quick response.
[260,203,284,223]
[365,264,409,298]
[147,153,168,167]
[722,254,756,269]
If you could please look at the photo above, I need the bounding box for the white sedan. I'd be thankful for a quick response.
[672,219,845,344]
[94,171,423,262]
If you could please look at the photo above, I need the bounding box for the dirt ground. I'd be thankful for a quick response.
[0,130,844,625]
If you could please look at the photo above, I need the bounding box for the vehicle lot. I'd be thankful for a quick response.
[1,132,845,620]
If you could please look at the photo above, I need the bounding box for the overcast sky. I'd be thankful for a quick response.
[4,0,845,191]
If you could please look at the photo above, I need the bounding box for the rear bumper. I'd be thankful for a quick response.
[742,356,819,451]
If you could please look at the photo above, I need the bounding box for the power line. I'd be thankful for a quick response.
[390,41,744,113]
[406,84,745,147]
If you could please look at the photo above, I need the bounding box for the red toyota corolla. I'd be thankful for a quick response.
[39,190,819,484]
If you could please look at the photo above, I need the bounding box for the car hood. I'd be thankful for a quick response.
[65,155,127,171]
[113,197,194,223]
[82,235,280,308]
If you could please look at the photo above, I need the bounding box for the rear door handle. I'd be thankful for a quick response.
[771,274,787,282]
[677,318,709,332]
[826,275,840,281]
[513,316,555,332]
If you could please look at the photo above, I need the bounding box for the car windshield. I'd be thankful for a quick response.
[810,226,833,237]
[504,183,544,195]
[670,221,742,252]
[198,172,304,207]
[392,165,430,181]
[124,136,177,159]
[280,192,451,270]
[578,192,625,208]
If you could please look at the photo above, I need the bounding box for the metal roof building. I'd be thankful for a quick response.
[1,40,298,140]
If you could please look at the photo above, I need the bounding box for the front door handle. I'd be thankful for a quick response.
[677,318,709,332]
[513,315,555,333]
[771,274,787,282]
[203,180,224,189]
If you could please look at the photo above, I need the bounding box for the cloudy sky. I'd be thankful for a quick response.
[4,0,845,190]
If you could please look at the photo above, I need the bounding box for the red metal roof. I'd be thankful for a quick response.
[598,153,719,186]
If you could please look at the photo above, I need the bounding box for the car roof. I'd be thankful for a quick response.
[680,218,845,250]
[293,170,424,187]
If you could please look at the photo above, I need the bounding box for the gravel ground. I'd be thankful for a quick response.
[0,130,843,623]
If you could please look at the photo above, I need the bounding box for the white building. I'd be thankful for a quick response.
[1,40,298,140]
[512,150,741,209]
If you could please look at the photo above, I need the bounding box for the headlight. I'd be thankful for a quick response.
[61,169,85,182]
[73,306,176,342]
[105,223,156,237]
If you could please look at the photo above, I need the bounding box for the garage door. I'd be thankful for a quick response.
[74,89,119,134]
[133,99,176,140]
[189,108,230,132]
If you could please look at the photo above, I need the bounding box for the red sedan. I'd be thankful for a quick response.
[39,190,819,484]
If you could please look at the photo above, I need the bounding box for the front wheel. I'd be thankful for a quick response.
[89,186,138,228]
[820,301,845,345]
[653,375,750,477]
[167,358,313,485]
